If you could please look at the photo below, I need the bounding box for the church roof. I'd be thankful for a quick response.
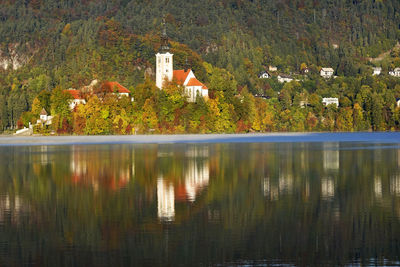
[40,108,48,116]
[187,78,208,89]
[64,89,82,100]
[173,69,191,85]
[102,81,130,94]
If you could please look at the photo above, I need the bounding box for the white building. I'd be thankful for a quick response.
[397,98,400,108]
[156,21,208,102]
[64,89,86,110]
[173,69,208,102]
[301,67,310,74]
[258,71,271,79]
[277,74,293,83]
[322,97,339,107]
[37,108,53,126]
[320,67,334,78]
[155,53,173,89]
[39,108,48,121]
[269,66,277,72]
[389,68,400,77]
[372,67,382,76]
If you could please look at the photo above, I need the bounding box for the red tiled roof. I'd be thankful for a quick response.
[64,89,82,100]
[187,78,208,89]
[103,81,130,94]
[175,185,187,201]
[173,69,191,85]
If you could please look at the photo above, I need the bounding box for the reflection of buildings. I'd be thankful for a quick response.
[0,194,28,225]
[390,174,400,196]
[185,146,209,158]
[263,176,279,200]
[184,161,209,202]
[323,143,339,171]
[374,176,382,198]
[321,177,335,199]
[157,177,175,221]
[40,146,49,164]
[70,145,132,191]
[176,146,210,202]
[278,171,293,194]
[398,149,400,167]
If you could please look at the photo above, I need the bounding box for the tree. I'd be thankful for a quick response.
[204,62,237,103]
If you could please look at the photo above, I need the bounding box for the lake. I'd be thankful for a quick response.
[0,133,400,266]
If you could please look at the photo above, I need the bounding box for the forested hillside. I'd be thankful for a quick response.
[0,0,400,132]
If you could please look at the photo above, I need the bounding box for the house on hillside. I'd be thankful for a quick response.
[269,66,277,72]
[396,98,400,108]
[156,22,208,102]
[277,74,293,83]
[389,68,400,77]
[301,67,310,75]
[37,108,53,125]
[64,89,86,110]
[258,70,271,79]
[322,98,339,107]
[101,81,131,98]
[320,68,334,78]
[40,108,48,121]
[372,67,382,76]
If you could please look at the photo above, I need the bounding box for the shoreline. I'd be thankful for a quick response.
[0,132,399,146]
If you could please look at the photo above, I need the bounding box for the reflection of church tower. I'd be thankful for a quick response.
[157,176,175,221]
[156,18,173,89]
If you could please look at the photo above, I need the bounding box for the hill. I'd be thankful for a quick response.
[0,0,400,132]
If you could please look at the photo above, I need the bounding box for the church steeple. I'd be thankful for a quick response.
[155,16,173,89]
[184,57,190,72]
[159,17,170,53]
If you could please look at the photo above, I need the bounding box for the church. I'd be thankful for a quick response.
[155,22,208,102]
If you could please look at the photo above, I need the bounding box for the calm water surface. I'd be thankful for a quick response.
[1,134,400,266]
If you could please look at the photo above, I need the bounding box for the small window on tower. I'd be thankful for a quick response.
[158,58,161,63]
[166,69,168,73]
[166,58,169,63]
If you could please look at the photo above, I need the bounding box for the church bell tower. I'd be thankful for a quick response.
[156,18,173,89]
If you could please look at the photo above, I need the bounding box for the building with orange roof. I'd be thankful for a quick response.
[101,81,130,97]
[156,21,208,102]
[64,89,86,110]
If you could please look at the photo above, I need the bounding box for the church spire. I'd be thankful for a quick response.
[184,57,190,72]
[160,16,170,53]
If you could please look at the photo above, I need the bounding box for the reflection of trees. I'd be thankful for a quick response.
[69,145,134,191]
[0,143,399,265]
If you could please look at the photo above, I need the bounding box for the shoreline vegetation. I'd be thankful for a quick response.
[1,1,400,135]
[1,132,399,146]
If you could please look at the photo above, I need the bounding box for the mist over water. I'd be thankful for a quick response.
[0,138,400,266]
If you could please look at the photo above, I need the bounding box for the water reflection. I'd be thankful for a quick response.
[321,177,335,199]
[69,145,133,191]
[0,194,29,225]
[374,176,382,198]
[0,142,399,266]
[390,174,400,196]
[323,143,339,171]
[157,177,175,221]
